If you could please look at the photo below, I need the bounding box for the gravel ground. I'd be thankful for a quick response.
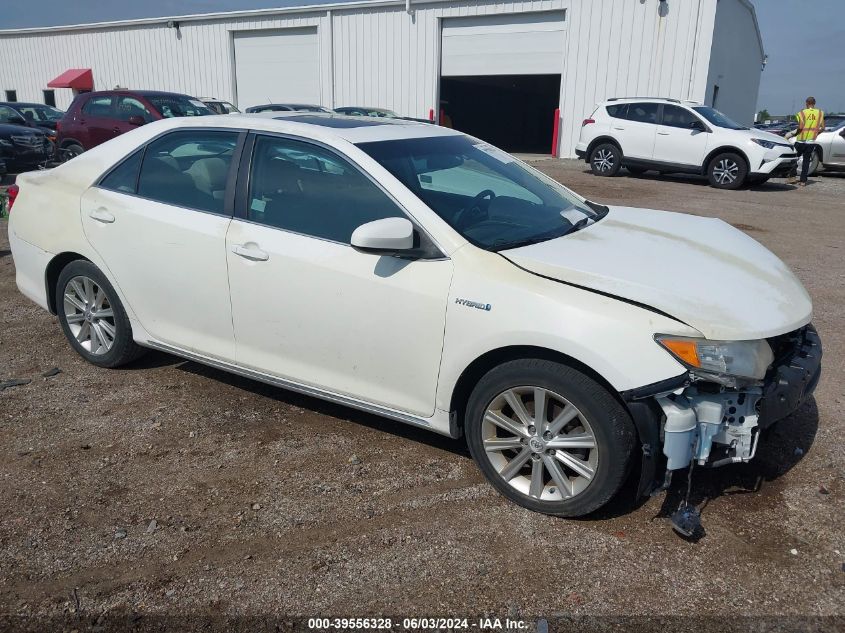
[0,163,843,632]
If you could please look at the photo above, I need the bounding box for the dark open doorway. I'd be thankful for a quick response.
[439,74,560,154]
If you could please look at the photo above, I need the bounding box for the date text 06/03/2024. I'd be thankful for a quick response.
[306,617,530,630]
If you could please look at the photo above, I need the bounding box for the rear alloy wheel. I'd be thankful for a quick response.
[465,359,635,517]
[589,143,622,177]
[707,152,747,189]
[56,260,145,368]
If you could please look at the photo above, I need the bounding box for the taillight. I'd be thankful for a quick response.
[582,118,595,126]
[55,121,62,133]
[6,184,19,212]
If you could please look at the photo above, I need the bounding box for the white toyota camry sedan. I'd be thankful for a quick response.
[8,113,821,517]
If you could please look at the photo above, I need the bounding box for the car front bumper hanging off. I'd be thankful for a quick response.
[658,324,821,472]
[627,324,821,496]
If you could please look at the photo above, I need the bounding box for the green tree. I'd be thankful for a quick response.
[757,108,771,122]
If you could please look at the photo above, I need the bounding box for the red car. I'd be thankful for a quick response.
[57,90,213,160]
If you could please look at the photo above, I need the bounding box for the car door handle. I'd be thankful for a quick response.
[112,127,121,133]
[89,208,115,223]
[231,244,269,261]
[658,131,670,135]
[613,126,625,130]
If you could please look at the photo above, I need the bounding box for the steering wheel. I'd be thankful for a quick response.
[454,190,496,231]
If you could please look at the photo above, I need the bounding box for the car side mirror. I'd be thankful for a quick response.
[127,115,146,126]
[351,217,415,254]
[690,120,707,132]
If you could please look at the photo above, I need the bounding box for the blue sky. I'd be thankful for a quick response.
[755,0,845,115]
[4,0,843,115]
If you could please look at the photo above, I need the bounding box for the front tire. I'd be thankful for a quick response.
[465,359,636,517]
[56,260,145,368]
[707,152,747,189]
[589,143,622,177]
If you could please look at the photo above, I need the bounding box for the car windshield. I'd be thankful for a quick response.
[358,135,606,251]
[18,105,63,121]
[692,106,747,130]
[146,95,213,118]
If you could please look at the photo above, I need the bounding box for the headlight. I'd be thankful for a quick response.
[751,138,777,149]
[656,336,774,381]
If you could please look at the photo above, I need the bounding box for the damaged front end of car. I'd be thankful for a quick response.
[626,324,822,502]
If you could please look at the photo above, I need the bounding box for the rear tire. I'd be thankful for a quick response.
[707,152,747,189]
[465,359,636,517]
[56,260,145,368]
[61,143,84,162]
[589,143,622,177]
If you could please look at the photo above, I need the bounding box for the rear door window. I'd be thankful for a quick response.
[136,130,239,214]
[82,95,115,118]
[116,96,154,123]
[99,150,144,194]
[625,103,658,124]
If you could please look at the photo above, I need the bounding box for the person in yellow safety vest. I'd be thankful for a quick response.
[790,96,825,187]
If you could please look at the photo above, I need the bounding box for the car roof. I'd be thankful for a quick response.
[0,102,56,108]
[603,97,703,106]
[336,106,393,112]
[152,111,462,144]
[251,103,324,109]
[80,90,198,98]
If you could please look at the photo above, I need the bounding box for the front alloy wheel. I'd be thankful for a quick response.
[708,152,747,189]
[482,387,598,501]
[465,359,636,517]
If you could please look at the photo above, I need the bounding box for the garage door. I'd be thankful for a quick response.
[233,28,320,109]
[441,12,565,77]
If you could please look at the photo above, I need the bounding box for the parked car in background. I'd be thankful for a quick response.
[334,106,431,124]
[576,98,798,189]
[334,106,399,118]
[0,123,52,172]
[0,102,64,133]
[754,121,793,137]
[57,90,213,160]
[200,98,240,114]
[789,120,845,176]
[823,114,845,132]
[0,102,61,159]
[8,114,820,518]
[245,104,330,114]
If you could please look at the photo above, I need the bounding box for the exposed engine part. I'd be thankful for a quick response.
[657,387,763,469]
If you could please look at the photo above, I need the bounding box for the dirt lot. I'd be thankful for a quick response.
[1,164,843,632]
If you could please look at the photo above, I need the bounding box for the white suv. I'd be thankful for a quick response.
[576,98,798,189]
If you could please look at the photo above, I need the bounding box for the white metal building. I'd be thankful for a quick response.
[0,0,764,157]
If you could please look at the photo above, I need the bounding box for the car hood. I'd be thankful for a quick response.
[0,123,44,136]
[502,206,812,340]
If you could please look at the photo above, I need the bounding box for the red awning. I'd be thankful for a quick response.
[47,68,93,90]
